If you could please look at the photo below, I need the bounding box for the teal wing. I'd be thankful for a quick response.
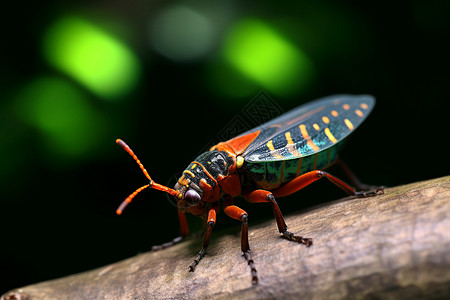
[241,94,375,162]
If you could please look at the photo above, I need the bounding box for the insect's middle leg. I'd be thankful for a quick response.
[189,208,216,272]
[244,190,312,246]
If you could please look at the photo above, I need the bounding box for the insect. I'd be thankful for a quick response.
[116,94,384,285]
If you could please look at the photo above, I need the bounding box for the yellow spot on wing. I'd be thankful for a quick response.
[313,123,320,131]
[285,132,301,157]
[331,110,338,117]
[324,128,337,143]
[191,164,197,169]
[360,103,369,109]
[344,118,354,130]
[355,109,363,117]
[299,124,320,152]
[285,132,294,144]
[266,140,283,159]
[322,116,330,124]
[343,104,350,110]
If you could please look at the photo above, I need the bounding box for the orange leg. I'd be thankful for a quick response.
[189,208,217,272]
[244,189,312,246]
[224,199,258,285]
[245,170,382,247]
[178,208,189,237]
[272,170,383,198]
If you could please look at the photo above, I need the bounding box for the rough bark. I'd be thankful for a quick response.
[3,176,450,300]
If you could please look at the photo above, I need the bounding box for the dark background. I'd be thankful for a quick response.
[1,0,449,294]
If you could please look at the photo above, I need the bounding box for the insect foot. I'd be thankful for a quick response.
[243,250,258,285]
[281,231,313,247]
[354,186,385,198]
[151,236,184,251]
[189,248,206,272]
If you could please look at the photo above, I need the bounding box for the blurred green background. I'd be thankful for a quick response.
[1,0,449,294]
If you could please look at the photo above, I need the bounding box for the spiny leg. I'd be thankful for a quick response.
[244,170,383,247]
[189,208,216,272]
[244,190,312,246]
[335,158,385,194]
[152,209,189,251]
[151,236,184,251]
[272,170,383,199]
[224,200,258,285]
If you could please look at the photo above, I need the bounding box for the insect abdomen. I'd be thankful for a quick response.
[241,142,342,190]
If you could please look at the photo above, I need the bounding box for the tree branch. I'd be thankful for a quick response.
[3,176,450,300]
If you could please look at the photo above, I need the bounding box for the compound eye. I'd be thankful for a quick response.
[184,189,201,206]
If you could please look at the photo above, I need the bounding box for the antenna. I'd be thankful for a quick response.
[115,139,182,215]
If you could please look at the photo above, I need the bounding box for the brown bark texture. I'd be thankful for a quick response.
[2,176,450,300]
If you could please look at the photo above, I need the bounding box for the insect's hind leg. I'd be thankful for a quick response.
[244,190,312,247]
[335,158,385,194]
[272,170,383,199]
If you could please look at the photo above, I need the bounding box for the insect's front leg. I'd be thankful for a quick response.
[223,195,258,285]
[189,208,216,272]
[244,189,313,246]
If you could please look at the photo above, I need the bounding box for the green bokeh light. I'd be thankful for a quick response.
[222,18,314,96]
[15,77,105,157]
[150,5,215,62]
[43,16,140,100]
